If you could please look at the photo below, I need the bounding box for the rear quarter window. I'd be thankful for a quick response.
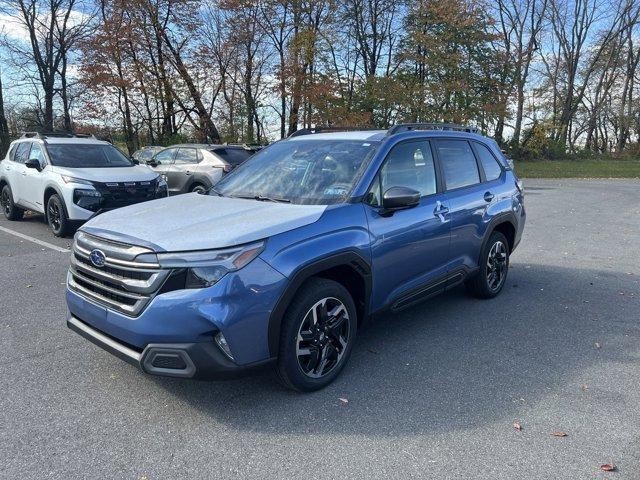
[474,142,503,181]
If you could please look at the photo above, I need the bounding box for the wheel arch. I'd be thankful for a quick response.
[186,175,213,193]
[481,212,517,257]
[43,184,70,220]
[267,251,372,357]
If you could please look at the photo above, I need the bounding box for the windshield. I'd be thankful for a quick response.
[47,144,133,168]
[213,140,379,205]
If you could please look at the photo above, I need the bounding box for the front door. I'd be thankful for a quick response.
[364,139,451,311]
[150,148,177,192]
[20,142,47,212]
[10,142,32,205]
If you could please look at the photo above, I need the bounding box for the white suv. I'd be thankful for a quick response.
[0,133,168,236]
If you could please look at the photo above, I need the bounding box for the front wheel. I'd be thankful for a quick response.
[466,231,510,299]
[277,278,357,392]
[46,194,70,237]
[1,184,24,221]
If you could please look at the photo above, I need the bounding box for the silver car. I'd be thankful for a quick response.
[147,144,259,195]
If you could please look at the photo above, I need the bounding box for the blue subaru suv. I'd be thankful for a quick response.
[66,124,525,391]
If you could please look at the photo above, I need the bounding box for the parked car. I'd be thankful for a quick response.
[0,133,168,236]
[147,143,260,195]
[65,124,525,391]
[131,146,164,164]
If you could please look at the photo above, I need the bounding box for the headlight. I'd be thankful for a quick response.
[73,188,102,211]
[157,241,265,289]
[155,176,168,197]
[62,175,94,186]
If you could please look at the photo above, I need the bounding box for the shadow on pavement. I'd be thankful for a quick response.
[147,261,638,436]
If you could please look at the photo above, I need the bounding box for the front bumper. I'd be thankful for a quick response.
[67,316,274,379]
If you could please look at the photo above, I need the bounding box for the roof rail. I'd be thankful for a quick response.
[20,131,97,140]
[386,123,479,136]
[288,126,380,138]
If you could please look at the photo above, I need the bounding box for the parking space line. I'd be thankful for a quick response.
[0,225,70,253]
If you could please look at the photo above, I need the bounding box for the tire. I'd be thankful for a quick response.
[46,194,70,237]
[466,231,510,299]
[190,183,207,195]
[1,184,24,221]
[277,278,358,392]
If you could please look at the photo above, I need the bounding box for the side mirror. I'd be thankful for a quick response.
[131,157,140,165]
[381,186,420,212]
[25,158,42,172]
[147,159,158,167]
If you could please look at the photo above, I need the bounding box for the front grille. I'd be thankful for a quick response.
[96,181,159,210]
[68,231,172,316]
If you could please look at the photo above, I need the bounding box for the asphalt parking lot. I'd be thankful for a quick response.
[1,179,639,479]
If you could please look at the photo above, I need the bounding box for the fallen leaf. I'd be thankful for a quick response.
[26,285,32,288]
[600,463,616,472]
[581,384,588,390]
[338,398,348,404]
[595,342,601,349]
[551,431,567,437]
[513,422,522,431]
[367,348,379,354]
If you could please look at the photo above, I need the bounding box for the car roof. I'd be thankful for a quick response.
[166,143,257,150]
[13,137,111,146]
[287,131,387,142]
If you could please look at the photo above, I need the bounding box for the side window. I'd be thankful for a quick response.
[13,142,32,164]
[174,148,199,164]
[375,140,437,199]
[475,143,502,181]
[29,143,45,163]
[434,140,480,190]
[153,148,176,165]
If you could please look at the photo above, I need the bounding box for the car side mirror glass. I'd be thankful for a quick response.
[25,158,42,171]
[381,186,420,212]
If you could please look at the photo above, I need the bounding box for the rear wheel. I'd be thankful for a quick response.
[46,194,70,237]
[1,184,24,221]
[466,231,510,299]
[277,278,357,392]
[190,183,207,195]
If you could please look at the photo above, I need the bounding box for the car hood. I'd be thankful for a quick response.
[51,165,158,182]
[81,194,327,252]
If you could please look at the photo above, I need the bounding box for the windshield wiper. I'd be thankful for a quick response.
[233,194,291,203]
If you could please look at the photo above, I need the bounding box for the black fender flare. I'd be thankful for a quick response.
[185,175,213,193]
[479,211,518,261]
[267,251,372,357]
[43,184,70,219]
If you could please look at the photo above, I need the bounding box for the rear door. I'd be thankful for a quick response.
[170,148,200,194]
[433,139,488,273]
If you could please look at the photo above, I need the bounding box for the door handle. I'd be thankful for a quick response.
[484,191,495,202]
[434,201,449,222]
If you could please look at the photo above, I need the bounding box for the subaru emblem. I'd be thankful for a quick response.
[89,249,106,268]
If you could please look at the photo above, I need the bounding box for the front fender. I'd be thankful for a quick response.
[259,203,372,356]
